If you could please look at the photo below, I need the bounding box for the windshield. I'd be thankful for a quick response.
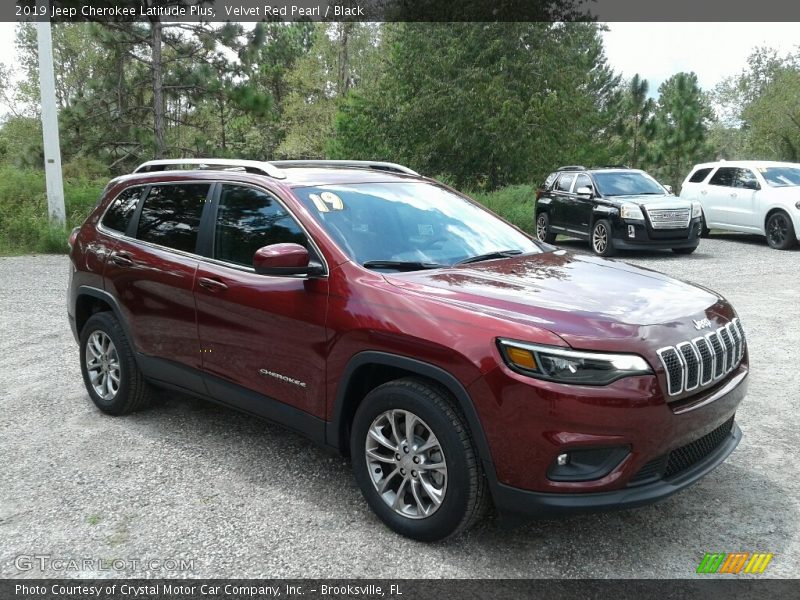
[592,171,666,196]
[760,166,800,187]
[294,182,542,268]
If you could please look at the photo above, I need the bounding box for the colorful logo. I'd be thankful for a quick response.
[697,552,774,574]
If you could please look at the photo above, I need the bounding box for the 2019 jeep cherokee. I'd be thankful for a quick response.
[68,159,748,541]
[536,166,703,256]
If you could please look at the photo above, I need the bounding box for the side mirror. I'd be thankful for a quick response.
[742,180,760,191]
[663,184,673,194]
[576,186,593,199]
[253,243,324,277]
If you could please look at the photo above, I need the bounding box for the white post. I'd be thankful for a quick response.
[36,2,66,226]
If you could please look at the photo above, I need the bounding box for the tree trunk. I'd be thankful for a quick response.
[338,23,350,95]
[150,18,166,158]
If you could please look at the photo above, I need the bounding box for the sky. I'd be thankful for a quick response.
[0,22,798,112]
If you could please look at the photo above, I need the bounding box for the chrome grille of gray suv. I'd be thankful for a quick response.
[646,207,691,229]
[657,318,745,397]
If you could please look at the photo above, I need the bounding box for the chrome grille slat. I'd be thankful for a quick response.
[677,342,700,391]
[645,207,691,229]
[658,320,746,398]
[692,336,714,386]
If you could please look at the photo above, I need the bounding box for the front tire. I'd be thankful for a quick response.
[591,219,617,256]
[765,211,797,250]
[535,212,557,244]
[350,378,488,541]
[79,312,153,416]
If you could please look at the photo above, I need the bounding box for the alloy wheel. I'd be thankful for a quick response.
[593,223,609,254]
[536,215,548,241]
[85,331,121,401]
[365,409,448,519]
[768,214,789,247]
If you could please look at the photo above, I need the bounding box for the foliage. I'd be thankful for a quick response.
[331,23,619,190]
[0,166,104,255]
[649,72,715,190]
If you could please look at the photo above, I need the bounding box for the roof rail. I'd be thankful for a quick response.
[133,159,286,179]
[595,164,631,169]
[557,165,586,171]
[271,160,419,176]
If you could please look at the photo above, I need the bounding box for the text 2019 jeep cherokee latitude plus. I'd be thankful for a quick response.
[68,159,748,541]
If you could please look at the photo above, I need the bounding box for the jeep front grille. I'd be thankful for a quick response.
[646,207,691,229]
[657,318,745,397]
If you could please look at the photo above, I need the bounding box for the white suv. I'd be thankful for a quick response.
[680,160,800,249]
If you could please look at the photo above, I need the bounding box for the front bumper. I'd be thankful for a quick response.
[610,217,702,250]
[492,421,741,518]
[469,357,748,518]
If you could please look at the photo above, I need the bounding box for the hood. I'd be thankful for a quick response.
[384,250,731,350]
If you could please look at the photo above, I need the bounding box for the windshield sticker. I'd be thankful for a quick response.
[418,224,434,236]
[309,193,329,213]
[320,192,345,210]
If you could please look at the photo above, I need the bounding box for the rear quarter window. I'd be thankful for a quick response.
[101,186,145,234]
[688,168,712,183]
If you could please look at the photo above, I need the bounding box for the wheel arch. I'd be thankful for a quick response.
[326,352,496,477]
[75,286,135,347]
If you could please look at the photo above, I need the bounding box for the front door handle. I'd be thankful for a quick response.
[198,277,228,292]
[110,252,133,267]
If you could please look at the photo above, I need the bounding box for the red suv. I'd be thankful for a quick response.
[68,159,748,541]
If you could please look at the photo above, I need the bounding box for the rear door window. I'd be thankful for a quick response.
[556,174,576,192]
[101,187,145,234]
[708,167,738,187]
[136,183,210,253]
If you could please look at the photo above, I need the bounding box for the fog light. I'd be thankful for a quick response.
[795,200,800,209]
[556,453,569,466]
[628,225,635,238]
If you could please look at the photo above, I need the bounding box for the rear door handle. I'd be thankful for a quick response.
[198,277,228,292]
[110,252,133,267]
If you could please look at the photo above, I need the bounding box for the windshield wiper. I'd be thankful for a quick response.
[455,249,524,265]
[362,260,446,271]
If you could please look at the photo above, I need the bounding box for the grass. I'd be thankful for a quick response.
[0,167,537,255]
[470,184,536,236]
[0,166,105,256]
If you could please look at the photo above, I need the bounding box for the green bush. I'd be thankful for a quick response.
[0,166,105,256]
[469,184,536,235]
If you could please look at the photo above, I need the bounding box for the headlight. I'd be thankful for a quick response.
[498,339,652,385]
[620,203,644,220]
[692,202,703,218]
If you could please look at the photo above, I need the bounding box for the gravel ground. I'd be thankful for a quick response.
[1,233,798,579]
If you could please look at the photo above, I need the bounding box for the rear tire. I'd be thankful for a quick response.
[535,212,557,244]
[672,246,698,255]
[350,377,488,541]
[591,219,617,257]
[79,312,153,416]
[765,211,797,250]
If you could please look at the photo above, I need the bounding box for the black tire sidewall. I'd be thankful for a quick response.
[79,313,134,415]
[350,384,474,541]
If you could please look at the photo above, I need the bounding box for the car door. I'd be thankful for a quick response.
[194,182,330,420]
[729,168,762,230]
[571,173,595,234]
[703,166,739,228]
[550,173,576,229]
[103,182,210,395]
